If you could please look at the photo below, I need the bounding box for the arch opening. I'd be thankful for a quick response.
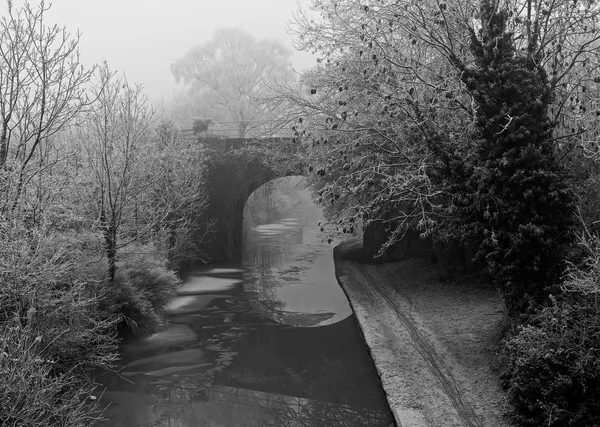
[242,176,353,327]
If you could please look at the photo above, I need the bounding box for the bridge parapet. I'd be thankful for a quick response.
[179,130,294,153]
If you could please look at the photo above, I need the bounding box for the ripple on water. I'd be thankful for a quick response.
[255,230,282,236]
[124,362,213,378]
[94,391,171,427]
[169,313,208,324]
[255,223,294,231]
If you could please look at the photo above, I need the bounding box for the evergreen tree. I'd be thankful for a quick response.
[438,1,576,315]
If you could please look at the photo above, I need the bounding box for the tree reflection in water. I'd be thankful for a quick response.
[94,177,393,426]
[253,357,394,427]
[144,382,392,427]
[259,397,393,427]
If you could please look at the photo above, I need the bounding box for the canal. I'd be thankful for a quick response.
[95,177,394,426]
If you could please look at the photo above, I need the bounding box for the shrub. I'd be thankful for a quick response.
[0,319,100,427]
[502,236,600,426]
[0,223,119,376]
[100,261,180,335]
[0,221,117,426]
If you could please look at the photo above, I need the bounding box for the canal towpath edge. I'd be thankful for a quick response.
[333,237,514,427]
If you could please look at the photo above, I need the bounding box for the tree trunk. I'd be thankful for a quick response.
[166,226,178,269]
[100,208,118,282]
[106,224,117,282]
[0,134,7,168]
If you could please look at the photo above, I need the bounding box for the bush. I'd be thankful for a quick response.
[0,216,180,423]
[0,223,119,376]
[101,261,180,335]
[0,222,117,426]
[502,236,600,426]
[0,319,100,427]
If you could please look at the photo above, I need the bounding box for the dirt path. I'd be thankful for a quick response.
[333,238,514,427]
[362,265,483,427]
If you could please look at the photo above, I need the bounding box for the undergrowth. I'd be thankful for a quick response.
[502,235,600,426]
[99,259,180,335]
[0,223,119,426]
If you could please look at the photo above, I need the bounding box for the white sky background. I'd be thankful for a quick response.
[2,0,316,103]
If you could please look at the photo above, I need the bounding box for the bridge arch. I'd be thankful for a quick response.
[200,137,306,263]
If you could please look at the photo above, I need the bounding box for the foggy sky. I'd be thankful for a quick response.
[2,0,316,103]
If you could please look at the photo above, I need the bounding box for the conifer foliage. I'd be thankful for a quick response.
[438,2,577,315]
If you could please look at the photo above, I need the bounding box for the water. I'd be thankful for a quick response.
[94,179,394,426]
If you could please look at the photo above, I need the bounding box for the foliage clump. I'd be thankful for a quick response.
[436,4,576,315]
[0,222,119,426]
[99,260,180,336]
[575,170,600,238]
[502,236,600,426]
[0,223,119,374]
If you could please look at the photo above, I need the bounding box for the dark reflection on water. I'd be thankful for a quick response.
[94,178,394,426]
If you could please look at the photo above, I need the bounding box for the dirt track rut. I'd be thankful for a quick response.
[334,242,485,427]
[357,266,484,427]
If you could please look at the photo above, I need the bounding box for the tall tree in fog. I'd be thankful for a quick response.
[171,28,296,137]
[0,1,92,218]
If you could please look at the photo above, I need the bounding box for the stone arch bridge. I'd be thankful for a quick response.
[185,133,306,263]
[182,131,474,278]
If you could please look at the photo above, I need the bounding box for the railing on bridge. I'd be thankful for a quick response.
[179,129,294,153]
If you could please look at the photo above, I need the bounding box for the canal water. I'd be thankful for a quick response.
[95,178,394,426]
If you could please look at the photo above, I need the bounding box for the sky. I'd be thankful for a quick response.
[3,0,316,103]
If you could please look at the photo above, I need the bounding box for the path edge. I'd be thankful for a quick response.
[333,237,414,427]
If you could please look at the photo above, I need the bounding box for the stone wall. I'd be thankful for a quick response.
[202,155,276,263]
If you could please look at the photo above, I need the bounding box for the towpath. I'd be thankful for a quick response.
[333,238,513,427]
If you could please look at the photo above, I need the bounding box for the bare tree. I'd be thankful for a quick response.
[287,1,462,249]
[148,118,215,268]
[74,64,155,281]
[0,0,92,216]
[171,27,297,138]
[293,0,600,151]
